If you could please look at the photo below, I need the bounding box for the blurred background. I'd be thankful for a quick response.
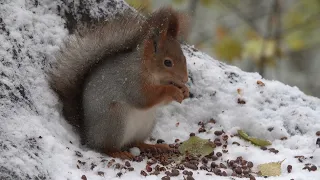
[125,0,320,98]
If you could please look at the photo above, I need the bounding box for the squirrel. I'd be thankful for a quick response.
[49,7,189,159]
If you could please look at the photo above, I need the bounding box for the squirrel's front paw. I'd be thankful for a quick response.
[167,86,184,103]
[180,84,189,99]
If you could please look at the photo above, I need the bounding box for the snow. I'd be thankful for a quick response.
[0,0,319,180]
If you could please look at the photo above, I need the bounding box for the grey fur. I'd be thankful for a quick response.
[82,51,148,150]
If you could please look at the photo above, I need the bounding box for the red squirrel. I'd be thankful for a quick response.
[50,7,189,159]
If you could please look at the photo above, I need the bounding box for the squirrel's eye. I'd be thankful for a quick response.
[164,59,173,67]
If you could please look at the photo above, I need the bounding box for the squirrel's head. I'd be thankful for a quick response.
[142,7,189,88]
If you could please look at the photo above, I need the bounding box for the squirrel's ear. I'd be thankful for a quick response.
[146,7,190,50]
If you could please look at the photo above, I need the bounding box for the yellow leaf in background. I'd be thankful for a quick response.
[246,29,259,40]
[242,38,277,63]
[213,35,242,62]
[258,160,284,177]
[285,32,305,51]
[172,0,185,4]
[200,0,215,6]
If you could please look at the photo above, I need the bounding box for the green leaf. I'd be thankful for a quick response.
[238,130,250,141]
[238,130,272,146]
[249,137,272,147]
[258,160,284,177]
[178,136,215,156]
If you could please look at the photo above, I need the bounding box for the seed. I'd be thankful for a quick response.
[114,163,121,169]
[188,171,193,176]
[189,133,195,137]
[228,160,235,167]
[257,80,265,86]
[198,121,204,126]
[247,161,254,168]
[157,139,165,144]
[124,161,131,167]
[222,135,229,141]
[186,175,195,180]
[238,98,246,104]
[175,139,180,142]
[170,169,180,176]
[146,165,152,172]
[209,118,216,124]
[201,157,208,164]
[316,131,320,136]
[214,141,222,146]
[198,127,206,133]
[222,150,228,153]
[81,175,87,180]
[280,137,288,140]
[213,168,222,176]
[243,169,250,174]
[182,170,189,175]
[128,167,134,171]
[222,171,227,176]
[161,176,170,180]
[159,166,166,171]
[97,171,104,176]
[316,138,320,147]
[260,146,267,150]
[232,142,240,146]
[165,171,171,176]
[287,165,292,173]
[184,162,198,170]
[310,165,317,171]
[134,156,143,162]
[211,162,218,168]
[235,167,242,174]
[200,165,207,170]
[216,152,222,157]
[302,166,309,170]
[212,155,218,161]
[236,156,243,161]
[116,172,122,177]
[214,131,223,136]
[206,173,212,176]
[140,170,148,176]
[176,164,184,170]
[249,175,256,180]
[220,163,227,169]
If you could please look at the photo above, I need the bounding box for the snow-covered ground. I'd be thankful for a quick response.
[1,0,319,179]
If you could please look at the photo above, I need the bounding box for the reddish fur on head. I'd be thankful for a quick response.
[142,7,189,88]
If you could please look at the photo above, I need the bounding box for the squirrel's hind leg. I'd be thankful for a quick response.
[131,142,173,153]
[104,148,135,160]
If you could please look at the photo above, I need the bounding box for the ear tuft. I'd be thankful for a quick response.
[146,7,189,41]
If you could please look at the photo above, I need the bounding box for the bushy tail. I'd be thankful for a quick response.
[50,10,145,99]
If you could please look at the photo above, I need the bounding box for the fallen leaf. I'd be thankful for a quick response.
[258,160,284,177]
[178,136,215,156]
[238,130,272,146]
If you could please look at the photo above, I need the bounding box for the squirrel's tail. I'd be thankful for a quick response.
[49,10,145,99]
